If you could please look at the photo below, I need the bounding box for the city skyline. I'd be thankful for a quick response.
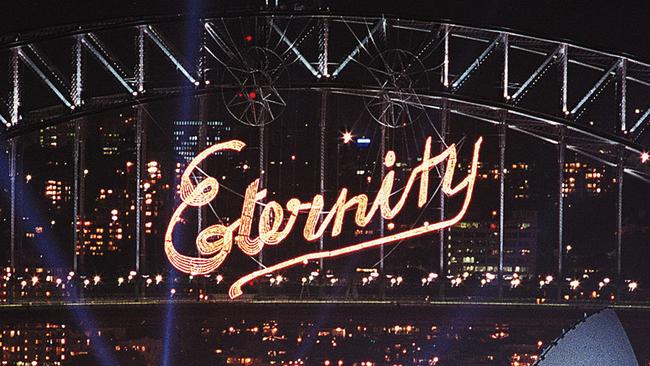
[0,2,650,365]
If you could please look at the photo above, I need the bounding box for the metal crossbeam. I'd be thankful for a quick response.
[570,60,621,116]
[81,35,135,94]
[10,50,19,125]
[618,59,627,131]
[204,22,237,61]
[137,26,145,92]
[451,35,502,91]
[270,21,320,78]
[26,45,68,90]
[17,48,73,108]
[144,26,198,85]
[331,19,385,78]
[630,108,650,133]
[442,25,449,87]
[318,19,329,78]
[72,36,82,107]
[511,45,562,102]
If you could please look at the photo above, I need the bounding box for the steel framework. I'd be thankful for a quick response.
[1,13,650,293]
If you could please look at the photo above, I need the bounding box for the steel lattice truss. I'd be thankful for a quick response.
[0,14,649,180]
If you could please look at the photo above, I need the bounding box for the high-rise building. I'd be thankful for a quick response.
[563,161,609,197]
[508,163,531,200]
[447,211,538,278]
[78,188,127,258]
[44,180,72,210]
[37,125,75,150]
[172,120,232,162]
[0,322,90,365]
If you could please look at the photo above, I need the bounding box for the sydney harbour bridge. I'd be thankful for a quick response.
[0,7,650,310]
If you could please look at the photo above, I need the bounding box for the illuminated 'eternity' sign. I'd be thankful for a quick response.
[165,136,483,299]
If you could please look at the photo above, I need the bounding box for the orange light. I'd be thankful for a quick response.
[164,136,484,298]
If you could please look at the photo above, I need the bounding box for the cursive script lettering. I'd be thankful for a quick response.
[164,136,483,299]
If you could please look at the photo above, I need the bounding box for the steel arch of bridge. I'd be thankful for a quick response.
[0,14,648,175]
[1,13,650,298]
[0,15,648,168]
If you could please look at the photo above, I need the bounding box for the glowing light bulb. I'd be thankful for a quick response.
[545,275,553,283]
[342,132,353,144]
[510,278,520,288]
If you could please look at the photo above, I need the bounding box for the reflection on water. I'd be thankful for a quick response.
[0,305,573,366]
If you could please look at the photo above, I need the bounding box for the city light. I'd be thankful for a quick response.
[510,278,521,288]
[2,10,650,366]
[545,275,553,284]
[628,281,638,292]
[342,131,353,144]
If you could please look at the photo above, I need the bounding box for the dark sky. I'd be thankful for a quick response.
[2,1,650,61]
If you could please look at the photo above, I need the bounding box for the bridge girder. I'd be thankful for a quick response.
[0,13,648,180]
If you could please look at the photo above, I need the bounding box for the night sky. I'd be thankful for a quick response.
[2,3,650,366]
[3,0,650,60]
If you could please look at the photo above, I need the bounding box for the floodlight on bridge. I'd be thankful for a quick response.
[144,25,199,86]
[331,18,385,78]
[80,34,135,94]
[17,48,73,108]
[269,20,320,78]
